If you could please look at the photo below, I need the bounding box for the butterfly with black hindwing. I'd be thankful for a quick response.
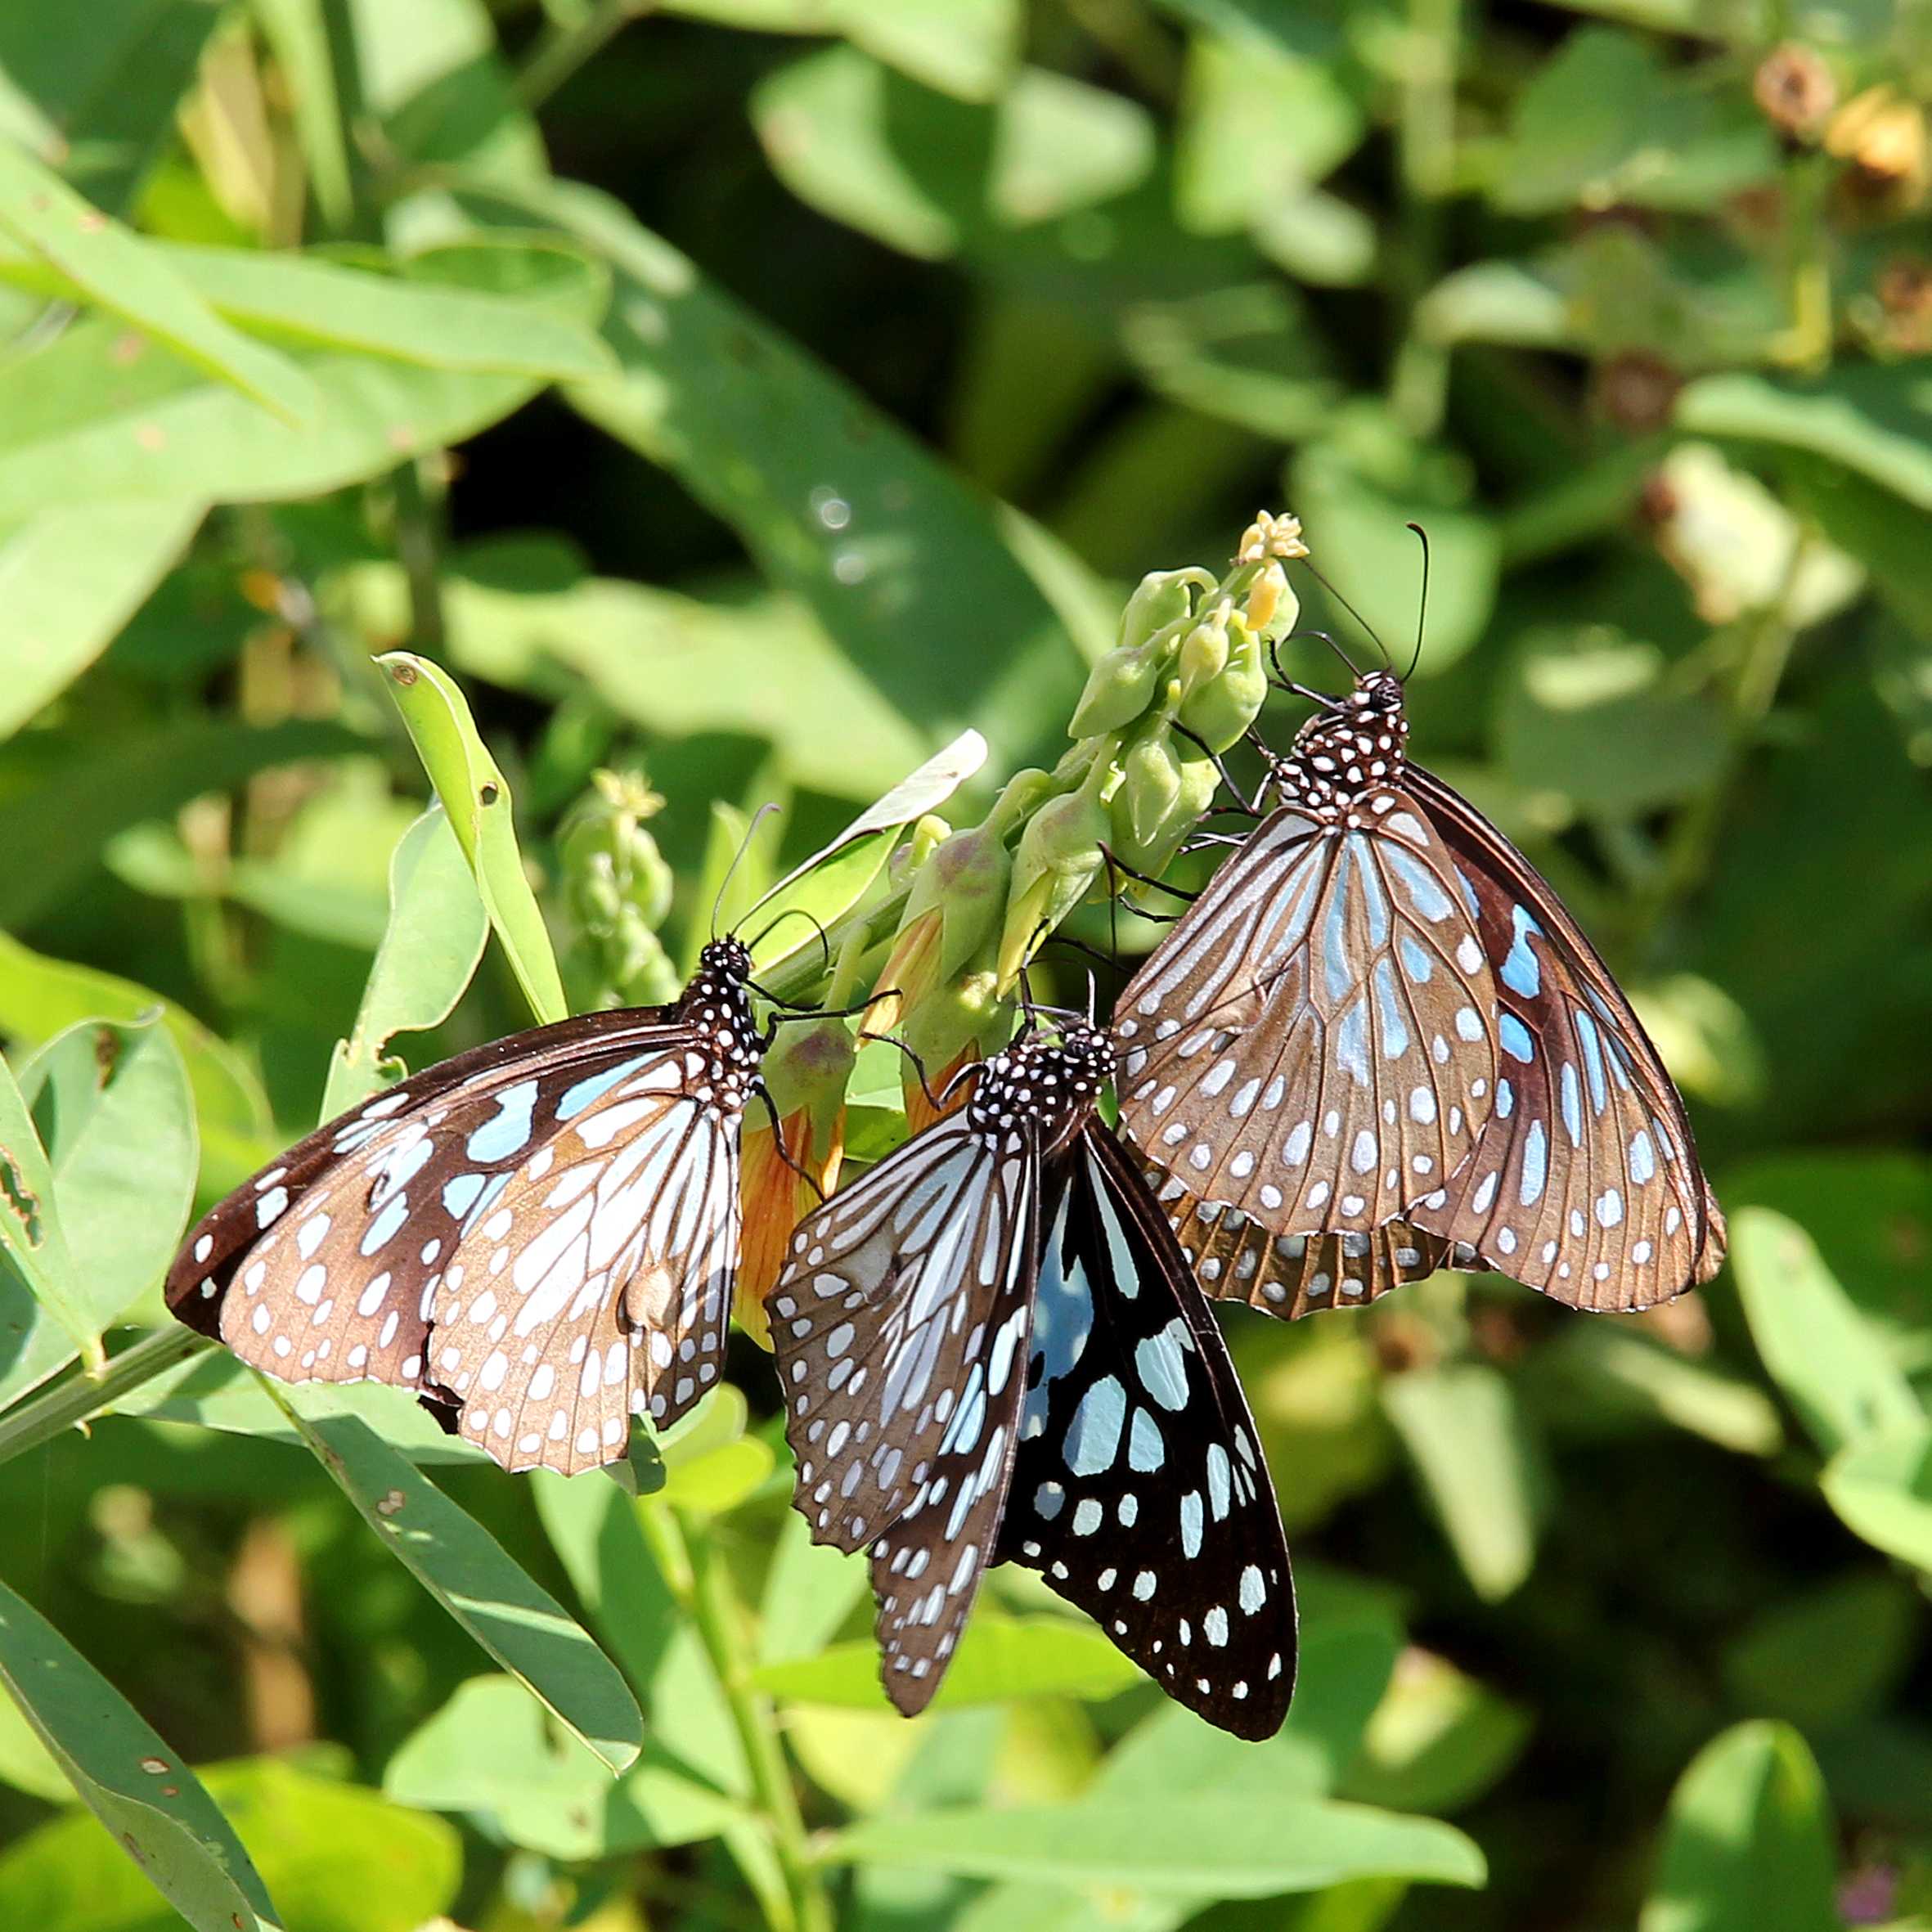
[766,1017,1296,1741]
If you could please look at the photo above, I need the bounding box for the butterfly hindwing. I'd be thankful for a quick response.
[1403,767,1725,1306]
[1116,796,1498,1238]
[1152,1166,1450,1317]
[996,1127,1296,1739]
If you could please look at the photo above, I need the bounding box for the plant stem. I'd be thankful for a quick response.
[518,1,655,110]
[640,1505,833,1932]
[0,1327,209,1467]
[1389,0,1462,439]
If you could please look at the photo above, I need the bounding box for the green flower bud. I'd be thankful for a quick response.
[759,1013,856,1135]
[1119,726,1184,849]
[999,782,1110,987]
[1068,631,1179,740]
[1119,568,1204,653]
[559,767,680,1006]
[894,960,1003,1089]
[1175,607,1230,699]
[1178,608,1270,752]
[905,820,1014,982]
[1108,750,1218,882]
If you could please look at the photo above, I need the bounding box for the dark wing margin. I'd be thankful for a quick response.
[1402,766,1723,1306]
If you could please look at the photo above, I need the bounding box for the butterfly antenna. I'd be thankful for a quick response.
[1405,522,1429,681]
[714,801,783,941]
[1302,563,1392,673]
[743,905,831,977]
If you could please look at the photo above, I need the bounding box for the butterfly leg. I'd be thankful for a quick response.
[1097,843,1200,905]
[752,1081,830,1201]
[1168,721,1266,818]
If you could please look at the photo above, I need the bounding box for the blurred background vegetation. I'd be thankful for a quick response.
[0,1,1930,1929]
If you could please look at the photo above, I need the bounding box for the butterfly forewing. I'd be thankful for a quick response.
[1116,796,1499,1238]
[771,1112,1038,1713]
[995,1129,1295,1739]
[1402,767,1725,1305]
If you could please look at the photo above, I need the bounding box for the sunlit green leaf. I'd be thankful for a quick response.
[1383,1363,1549,1602]
[378,652,568,1026]
[1819,1424,1932,1575]
[320,806,489,1117]
[268,1405,644,1771]
[0,1050,92,1365]
[824,1791,1485,1893]
[0,1575,281,1932]
[1731,1206,1923,1457]
[1639,1721,1839,1932]
[0,141,315,421]
[1343,1650,1533,1816]
[384,1674,744,1859]
[758,1614,1144,1710]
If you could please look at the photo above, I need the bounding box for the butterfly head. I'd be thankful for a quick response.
[696,935,753,982]
[968,1022,1114,1154]
[1277,668,1410,822]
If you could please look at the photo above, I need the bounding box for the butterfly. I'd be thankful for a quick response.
[166,938,768,1475]
[766,1018,1296,1740]
[1115,665,1726,1314]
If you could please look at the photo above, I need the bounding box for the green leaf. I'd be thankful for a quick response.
[0,1679,68,1801]
[0,714,363,931]
[747,727,987,971]
[1383,1363,1549,1602]
[270,1406,644,1771]
[1120,284,1337,442]
[0,1575,281,1931]
[380,1669,742,1862]
[378,653,568,1026]
[1489,27,1773,215]
[824,1792,1486,1894]
[757,1614,1147,1710]
[0,240,606,519]
[1678,363,1932,512]
[133,240,613,378]
[0,1049,93,1364]
[0,1755,461,1932]
[1497,625,1728,818]
[499,177,1088,774]
[1731,1206,1924,1457]
[752,51,1152,258]
[838,0,1020,102]
[756,1511,869,1667]
[320,806,490,1118]
[1342,1651,1533,1816]
[345,552,931,801]
[1640,1721,1840,1932]
[1175,34,1364,235]
[21,1018,195,1312]
[0,931,273,1197]
[384,1674,744,1859]
[106,1350,493,1462]
[1532,1323,1784,1458]
[0,2,222,217]
[1291,435,1498,673]
[1723,1572,1919,1730]
[0,140,316,422]
[0,498,204,736]
[1819,1424,1932,1575]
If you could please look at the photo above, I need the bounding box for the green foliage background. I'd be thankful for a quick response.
[0,2,1930,1929]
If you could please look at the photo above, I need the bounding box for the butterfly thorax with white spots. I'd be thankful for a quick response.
[1274,671,1409,827]
[676,938,762,1114]
[965,1024,1114,1158]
